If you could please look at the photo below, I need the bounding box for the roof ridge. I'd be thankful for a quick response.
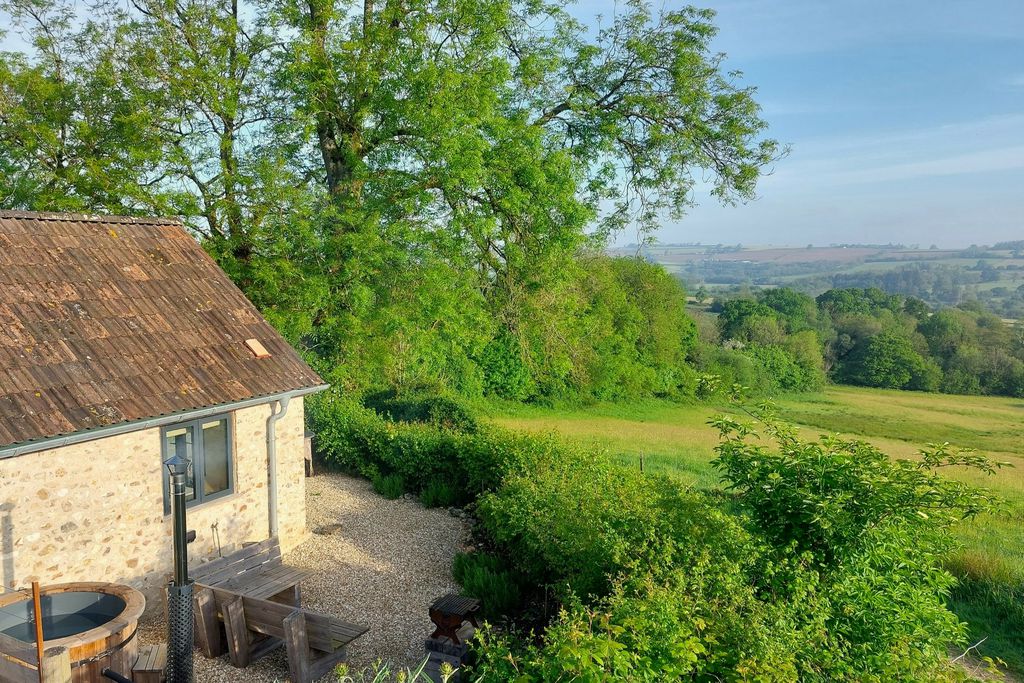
[0,210,183,227]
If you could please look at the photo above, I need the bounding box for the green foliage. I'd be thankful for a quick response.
[0,0,177,214]
[2,0,779,408]
[472,571,817,682]
[712,406,1000,565]
[470,400,1001,680]
[478,332,536,401]
[451,552,521,618]
[333,657,454,683]
[711,404,1002,678]
[841,331,941,390]
[315,384,1002,680]
[309,387,564,500]
[371,473,405,499]
[742,343,820,392]
[362,388,479,433]
[816,287,903,316]
[419,479,460,508]
[717,298,779,342]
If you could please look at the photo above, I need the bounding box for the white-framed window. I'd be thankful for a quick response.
[161,414,233,513]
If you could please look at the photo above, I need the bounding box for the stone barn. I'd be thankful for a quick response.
[0,210,326,605]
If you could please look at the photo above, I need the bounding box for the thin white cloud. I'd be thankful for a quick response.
[760,114,1024,189]
[834,145,1024,184]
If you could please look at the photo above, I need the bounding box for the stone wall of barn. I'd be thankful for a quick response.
[0,397,308,610]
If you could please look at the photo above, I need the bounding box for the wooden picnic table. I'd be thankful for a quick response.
[189,537,368,683]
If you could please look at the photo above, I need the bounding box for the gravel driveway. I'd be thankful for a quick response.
[141,472,469,681]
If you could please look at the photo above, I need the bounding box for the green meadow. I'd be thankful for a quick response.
[489,386,1024,675]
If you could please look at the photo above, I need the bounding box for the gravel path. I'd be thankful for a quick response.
[141,472,469,681]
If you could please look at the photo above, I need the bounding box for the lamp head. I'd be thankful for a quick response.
[164,454,190,477]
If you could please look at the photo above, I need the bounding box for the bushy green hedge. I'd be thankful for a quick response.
[362,388,480,432]
[309,390,997,681]
[308,389,564,498]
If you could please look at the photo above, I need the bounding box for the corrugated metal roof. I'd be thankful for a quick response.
[0,211,324,450]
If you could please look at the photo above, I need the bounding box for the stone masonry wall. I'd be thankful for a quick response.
[0,397,307,610]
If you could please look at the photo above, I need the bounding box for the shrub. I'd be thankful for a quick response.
[452,552,521,617]
[371,473,405,499]
[478,331,535,400]
[470,571,818,682]
[362,388,479,433]
[306,391,392,476]
[419,479,460,508]
[310,387,565,501]
[476,445,755,601]
[697,346,766,393]
[711,404,1002,678]
[743,343,814,392]
[310,389,463,492]
[314,386,998,681]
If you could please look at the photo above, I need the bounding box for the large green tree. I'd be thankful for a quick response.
[0,0,171,212]
[1,0,780,396]
[276,0,779,370]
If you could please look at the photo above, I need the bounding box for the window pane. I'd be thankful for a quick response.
[201,419,230,496]
[164,426,196,503]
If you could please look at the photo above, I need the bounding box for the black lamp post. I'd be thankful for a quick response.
[164,454,193,683]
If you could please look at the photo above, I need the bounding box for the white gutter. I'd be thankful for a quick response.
[265,396,291,538]
[0,384,329,461]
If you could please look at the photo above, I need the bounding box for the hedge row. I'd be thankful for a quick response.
[307,390,569,498]
[307,390,991,681]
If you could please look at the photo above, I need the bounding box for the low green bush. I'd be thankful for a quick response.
[371,473,405,499]
[452,552,521,618]
[468,404,1000,681]
[309,390,461,492]
[419,479,460,508]
[313,388,1001,681]
[362,388,479,433]
[476,453,750,600]
[309,387,568,500]
[710,405,1001,679]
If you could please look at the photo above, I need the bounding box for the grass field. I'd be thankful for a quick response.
[487,386,1024,675]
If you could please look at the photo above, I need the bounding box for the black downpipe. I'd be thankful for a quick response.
[101,668,133,683]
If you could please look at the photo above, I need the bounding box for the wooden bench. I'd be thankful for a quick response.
[132,643,167,683]
[191,537,312,606]
[194,584,368,683]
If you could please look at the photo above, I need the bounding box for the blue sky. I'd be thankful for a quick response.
[575,1,1024,248]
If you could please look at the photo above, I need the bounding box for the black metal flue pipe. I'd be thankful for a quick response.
[169,466,188,586]
[165,454,193,683]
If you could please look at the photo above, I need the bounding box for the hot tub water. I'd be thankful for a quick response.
[0,591,128,641]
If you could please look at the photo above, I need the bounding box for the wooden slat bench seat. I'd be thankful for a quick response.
[194,584,368,683]
[132,643,167,683]
[191,537,313,606]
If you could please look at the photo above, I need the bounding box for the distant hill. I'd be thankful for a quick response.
[612,243,1024,320]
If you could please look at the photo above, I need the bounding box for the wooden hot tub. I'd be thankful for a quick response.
[0,582,145,682]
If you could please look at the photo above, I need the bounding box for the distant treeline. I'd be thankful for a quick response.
[792,263,1024,318]
[705,287,1024,397]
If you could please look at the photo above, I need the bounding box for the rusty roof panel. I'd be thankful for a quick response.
[0,211,323,449]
